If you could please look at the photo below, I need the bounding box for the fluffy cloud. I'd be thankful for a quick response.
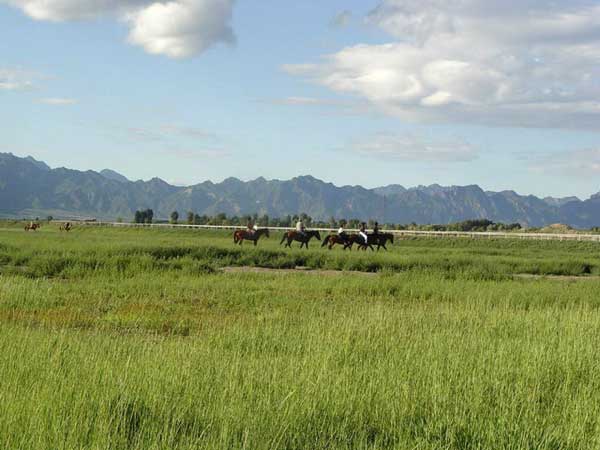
[4,0,235,58]
[350,133,478,163]
[286,0,600,129]
[125,0,234,58]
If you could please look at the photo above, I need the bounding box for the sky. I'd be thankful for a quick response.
[1,0,599,199]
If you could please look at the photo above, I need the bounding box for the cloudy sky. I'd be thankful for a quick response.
[1,0,599,198]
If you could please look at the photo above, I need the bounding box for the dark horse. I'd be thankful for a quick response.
[371,233,394,251]
[280,230,321,249]
[354,233,395,251]
[321,234,354,250]
[233,228,270,246]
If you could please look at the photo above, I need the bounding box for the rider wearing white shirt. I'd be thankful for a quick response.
[359,222,368,244]
[296,219,305,236]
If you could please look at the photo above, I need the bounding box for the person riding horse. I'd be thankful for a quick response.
[359,222,368,245]
[247,219,258,235]
[296,219,306,237]
[337,223,347,242]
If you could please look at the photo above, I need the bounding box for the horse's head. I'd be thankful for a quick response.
[321,235,331,247]
[314,230,321,241]
[388,233,394,243]
[263,229,270,238]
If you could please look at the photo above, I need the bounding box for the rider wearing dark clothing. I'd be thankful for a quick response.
[373,222,380,236]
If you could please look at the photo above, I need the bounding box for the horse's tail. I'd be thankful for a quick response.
[321,235,331,247]
[233,231,239,244]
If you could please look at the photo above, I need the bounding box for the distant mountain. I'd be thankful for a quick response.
[543,196,580,207]
[0,152,598,228]
[24,156,50,172]
[373,184,406,196]
[99,169,129,183]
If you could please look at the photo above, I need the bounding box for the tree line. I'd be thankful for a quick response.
[133,211,523,232]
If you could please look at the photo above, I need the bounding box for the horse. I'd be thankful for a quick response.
[60,222,73,232]
[353,233,395,251]
[371,233,394,251]
[24,222,40,232]
[348,233,375,252]
[233,228,270,246]
[280,230,321,249]
[321,234,354,250]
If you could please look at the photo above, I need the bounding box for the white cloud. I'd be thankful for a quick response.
[125,0,235,59]
[40,97,77,105]
[4,0,235,58]
[0,68,36,90]
[350,133,478,163]
[529,148,600,177]
[286,0,600,129]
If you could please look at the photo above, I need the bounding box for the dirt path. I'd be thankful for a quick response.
[220,266,378,277]
[514,274,600,281]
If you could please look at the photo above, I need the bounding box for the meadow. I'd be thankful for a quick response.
[1,222,600,449]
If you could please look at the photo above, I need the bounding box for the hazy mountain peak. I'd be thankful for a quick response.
[543,196,581,207]
[99,169,129,183]
[24,156,51,171]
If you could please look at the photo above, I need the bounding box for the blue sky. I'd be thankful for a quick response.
[1,0,599,198]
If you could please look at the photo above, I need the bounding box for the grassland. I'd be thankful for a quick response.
[1,222,600,449]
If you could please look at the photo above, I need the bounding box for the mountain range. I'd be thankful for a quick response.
[1,152,598,228]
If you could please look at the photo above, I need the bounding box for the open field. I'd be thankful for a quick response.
[2,223,600,449]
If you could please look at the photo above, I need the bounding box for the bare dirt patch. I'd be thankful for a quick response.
[515,274,600,281]
[220,266,378,277]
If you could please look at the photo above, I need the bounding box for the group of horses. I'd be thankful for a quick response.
[233,228,394,251]
[24,222,72,232]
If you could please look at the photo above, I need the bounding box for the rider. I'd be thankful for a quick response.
[359,222,368,245]
[337,222,347,242]
[247,219,256,235]
[296,218,306,237]
[373,221,380,236]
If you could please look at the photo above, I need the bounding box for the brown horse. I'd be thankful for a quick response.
[24,222,40,231]
[280,230,321,249]
[233,228,270,246]
[321,234,354,250]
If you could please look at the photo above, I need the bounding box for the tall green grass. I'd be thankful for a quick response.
[1,224,600,449]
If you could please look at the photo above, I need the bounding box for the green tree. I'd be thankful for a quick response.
[187,211,195,225]
[144,209,154,224]
[170,211,179,224]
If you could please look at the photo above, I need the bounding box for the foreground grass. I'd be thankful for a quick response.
[2,224,600,449]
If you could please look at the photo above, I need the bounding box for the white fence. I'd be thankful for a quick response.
[74,221,600,243]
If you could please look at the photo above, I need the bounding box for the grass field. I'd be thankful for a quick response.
[1,222,600,449]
